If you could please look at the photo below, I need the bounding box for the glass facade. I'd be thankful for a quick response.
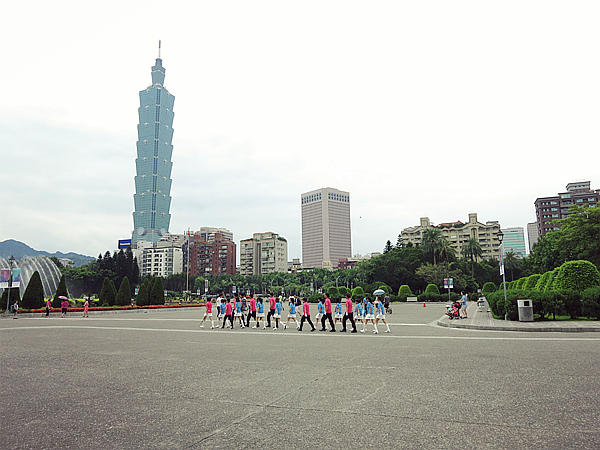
[132,57,175,244]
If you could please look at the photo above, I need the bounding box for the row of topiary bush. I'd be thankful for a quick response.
[394,283,462,303]
[484,260,600,320]
[486,287,600,320]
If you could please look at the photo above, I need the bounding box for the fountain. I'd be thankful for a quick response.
[0,256,63,298]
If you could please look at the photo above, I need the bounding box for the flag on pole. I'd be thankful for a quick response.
[499,246,505,276]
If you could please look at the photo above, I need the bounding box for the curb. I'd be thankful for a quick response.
[436,318,600,333]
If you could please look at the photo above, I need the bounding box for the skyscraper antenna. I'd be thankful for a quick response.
[158,40,161,58]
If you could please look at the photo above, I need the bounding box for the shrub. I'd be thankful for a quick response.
[397,285,413,300]
[534,271,552,291]
[377,283,392,295]
[486,290,504,317]
[581,287,600,319]
[418,292,442,302]
[481,282,497,295]
[352,286,365,300]
[327,287,339,299]
[424,284,440,295]
[560,289,581,318]
[524,274,541,290]
[515,278,526,290]
[542,290,566,320]
[552,260,600,293]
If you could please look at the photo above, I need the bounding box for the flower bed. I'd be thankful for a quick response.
[17,304,205,314]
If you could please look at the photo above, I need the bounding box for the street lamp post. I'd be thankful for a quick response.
[5,255,15,315]
[496,230,508,316]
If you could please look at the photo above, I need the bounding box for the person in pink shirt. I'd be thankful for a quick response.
[298,298,316,332]
[266,294,276,328]
[61,299,69,318]
[45,299,52,317]
[321,294,336,332]
[341,293,357,333]
[246,296,257,327]
[201,299,214,328]
[221,299,234,329]
[83,299,89,318]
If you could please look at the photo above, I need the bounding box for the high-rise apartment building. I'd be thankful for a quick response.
[301,188,352,269]
[196,227,234,244]
[132,239,183,278]
[239,232,288,276]
[534,181,599,237]
[500,227,527,258]
[132,46,175,245]
[526,222,539,253]
[400,213,501,260]
[185,231,236,277]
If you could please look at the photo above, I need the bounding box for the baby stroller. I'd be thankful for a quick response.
[445,302,461,320]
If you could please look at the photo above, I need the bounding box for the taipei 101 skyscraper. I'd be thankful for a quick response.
[132,42,175,245]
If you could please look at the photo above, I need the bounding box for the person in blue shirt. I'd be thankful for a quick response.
[234,296,245,328]
[273,297,283,330]
[284,296,299,330]
[355,299,365,329]
[334,299,343,328]
[315,298,326,331]
[374,296,390,333]
[256,298,266,329]
[362,296,376,333]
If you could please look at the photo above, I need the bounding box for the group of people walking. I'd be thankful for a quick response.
[200,293,391,334]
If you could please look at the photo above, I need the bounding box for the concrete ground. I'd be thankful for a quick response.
[1,303,599,449]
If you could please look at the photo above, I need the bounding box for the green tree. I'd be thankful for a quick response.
[503,251,521,282]
[136,281,149,306]
[555,204,600,268]
[149,277,165,305]
[21,271,45,309]
[462,238,483,277]
[115,276,131,306]
[383,240,394,254]
[52,274,69,308]
[421,228,443,265]
[99,277,117,306]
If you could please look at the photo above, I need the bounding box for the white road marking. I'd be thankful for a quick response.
[2,324,599,341]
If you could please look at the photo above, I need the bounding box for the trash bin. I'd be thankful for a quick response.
[517,299,533,322]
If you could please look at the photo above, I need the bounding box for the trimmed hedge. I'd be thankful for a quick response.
[481,282,497,294]
[552,260,600,293]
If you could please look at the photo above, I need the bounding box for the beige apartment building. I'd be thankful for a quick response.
[239,232,288,276]
[400,213,501,260]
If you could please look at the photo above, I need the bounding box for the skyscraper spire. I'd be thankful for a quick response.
[158,39,161,58]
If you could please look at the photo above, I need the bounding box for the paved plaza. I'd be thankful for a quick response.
[2,303,600,449]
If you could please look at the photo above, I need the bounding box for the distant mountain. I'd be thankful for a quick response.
[0,240,94,267]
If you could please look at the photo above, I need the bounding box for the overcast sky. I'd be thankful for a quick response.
[2,1,599,261]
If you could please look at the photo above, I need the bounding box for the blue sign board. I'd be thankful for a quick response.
[118,239,132,249]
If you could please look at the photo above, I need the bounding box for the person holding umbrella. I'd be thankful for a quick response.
[59,296,69,318]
